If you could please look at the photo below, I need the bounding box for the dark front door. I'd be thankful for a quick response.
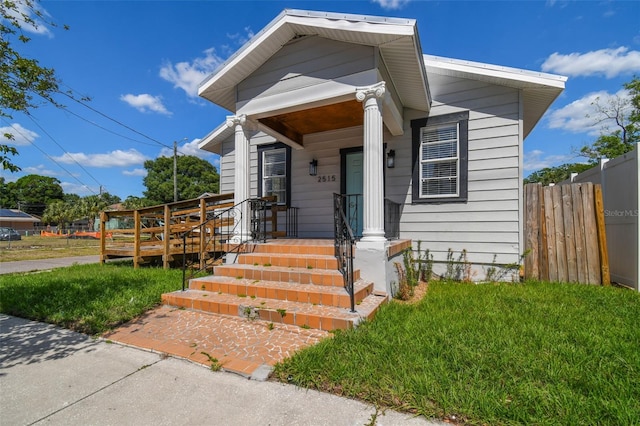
[341,148,363,238]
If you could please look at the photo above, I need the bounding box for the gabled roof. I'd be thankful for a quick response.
[198,9,431,113]
[424,55,567,138]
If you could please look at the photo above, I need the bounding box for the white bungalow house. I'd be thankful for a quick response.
[196,9,567,294]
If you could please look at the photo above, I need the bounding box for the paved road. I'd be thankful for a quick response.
[0,314,440,426]
[0,255,100,275]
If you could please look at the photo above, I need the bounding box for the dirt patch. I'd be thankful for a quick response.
[394,281,429,304]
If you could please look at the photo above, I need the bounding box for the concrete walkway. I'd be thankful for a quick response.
[0,255,100,275]
[0,314,441,425]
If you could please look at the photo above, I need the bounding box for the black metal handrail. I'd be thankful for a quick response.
[180,198,298,291]
[333,193,356,313]
[384,198,401,240]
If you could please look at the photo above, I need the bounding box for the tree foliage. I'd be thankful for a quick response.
[41,192,120,229]
[143,155,219,204]
[1,0,69,172]
[3,174,64,215]
[523,163,593,186]
[526,77,639,185]
[579,76,639,163]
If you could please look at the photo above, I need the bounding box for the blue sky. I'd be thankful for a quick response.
[2,0,639,200]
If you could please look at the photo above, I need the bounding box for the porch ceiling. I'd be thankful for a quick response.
[258,100,363,145]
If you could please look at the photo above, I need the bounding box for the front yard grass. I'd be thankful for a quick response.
[273,281,640,425]
[0,262,182,335]
[2,262,638,425]
[0,235,100,262]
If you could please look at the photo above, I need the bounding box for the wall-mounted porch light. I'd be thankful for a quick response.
[386,149,396,168]
[309,159,318,176]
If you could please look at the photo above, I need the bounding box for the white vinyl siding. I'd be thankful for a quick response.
[384,73,523,277]
[420,123,460,198]
[237,37,375,105]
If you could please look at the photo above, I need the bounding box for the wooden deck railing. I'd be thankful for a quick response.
[100,193,236,268]
[100,193,299,269]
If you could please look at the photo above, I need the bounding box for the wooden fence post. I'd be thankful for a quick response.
[524,183,540,280]
[594,185,611,285]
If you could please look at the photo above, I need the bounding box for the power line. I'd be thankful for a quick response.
[60,91,173,150]
[1,118,99,195]
[27,114,104,188]
[58,87,191,156]
[57,107,161,148]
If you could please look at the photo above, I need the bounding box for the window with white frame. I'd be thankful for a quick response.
[411,111,468,203]
[258,143,290,205]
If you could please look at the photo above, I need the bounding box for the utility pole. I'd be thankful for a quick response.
[173,141,178,202]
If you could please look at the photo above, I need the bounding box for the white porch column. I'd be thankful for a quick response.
[226,114,252,243]
[356,82,386,243]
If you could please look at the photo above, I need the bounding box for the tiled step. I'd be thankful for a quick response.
[237,252,339,270]
[251,242,335,256]
[161,290,388,331]
[190,276,373,309]
[213,264,357,287]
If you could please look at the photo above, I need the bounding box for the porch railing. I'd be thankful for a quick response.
[384,198,401,240]
[333,193,356,313]
[180,197,298,291]
[342,194,362,239]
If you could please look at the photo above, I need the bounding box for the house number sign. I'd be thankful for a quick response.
[317,175,336,183]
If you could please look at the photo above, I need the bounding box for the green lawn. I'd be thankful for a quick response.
[273,282,640,425]
[2,262,638,425]
[0,235,100,262]
[0,262,182,335]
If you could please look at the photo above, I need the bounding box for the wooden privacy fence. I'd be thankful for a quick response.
[524,182,610,285]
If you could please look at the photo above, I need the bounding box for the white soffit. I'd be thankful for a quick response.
[424,55,567,138]
[198,9,430,113]
[198,122,233,154]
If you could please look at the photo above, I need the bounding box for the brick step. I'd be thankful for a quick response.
[250,242,335,256]
[161,290,388,331]
[190,276,373,309]
[237,252,339,270]
[213,264,356,287]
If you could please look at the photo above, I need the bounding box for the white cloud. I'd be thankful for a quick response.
[120,94,171,115]
[541,47,640,78]
[524,150,578,172]
[22,164,59,176]
[52,149,148,168]
[159,138,211,159]
[159,48,224,98]
[226,26,255,46]
[60,182,96,196]
[546,89,631,135]
[372,0,410,10]
[0,123,39,146]
[122,168,147,177]
[5,0,53,37]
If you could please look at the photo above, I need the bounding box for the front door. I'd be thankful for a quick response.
[342,149,363,238]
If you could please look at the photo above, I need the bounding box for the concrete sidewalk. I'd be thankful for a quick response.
[0,315,440,425]
[0,255,100,275]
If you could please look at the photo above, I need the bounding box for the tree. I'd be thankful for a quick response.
[526,77,639,185]
[579,76,639,163]
[42,200,73,230]
[123,195,153,210]
[524,163,593,186]
[75,195,108,230]
[1,0,69,172]
[9,174,64,216]
[143,155,219,204]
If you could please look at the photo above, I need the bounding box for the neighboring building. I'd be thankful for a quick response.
[0,209,41,234]
[197,9,567,294]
